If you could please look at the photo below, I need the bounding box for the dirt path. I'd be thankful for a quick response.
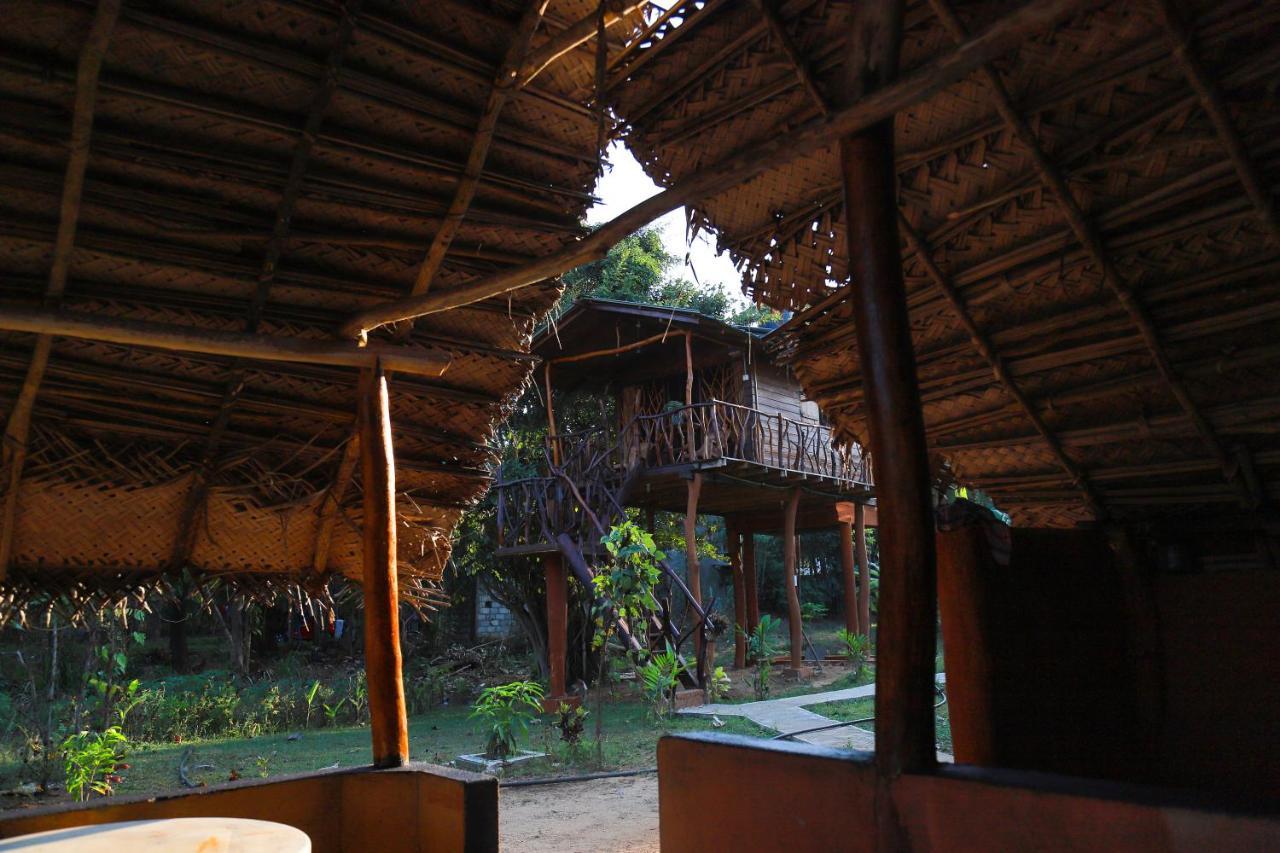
[499,775,659,852]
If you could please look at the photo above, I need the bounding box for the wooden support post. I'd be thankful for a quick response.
[743,530,760,642]
[783,487,803,672]
[856,501,872,642]
[726,517,747,670]
[543,552,571,710]
[358,364,409,768]
[684,331,696,460]
[839,518,860,636]
[685,473,704,676]
[839,0,936,779]
[544,362,559,466]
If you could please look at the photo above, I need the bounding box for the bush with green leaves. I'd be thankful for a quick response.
[637,644,689,718]
[707,666,732,704]
[837,629,871,676]
[471,680,545,759]
[594,521,664,637]
[745,615,782,700]
[799,601,828,622]
[62,726,129,801]
[554,702,587,748]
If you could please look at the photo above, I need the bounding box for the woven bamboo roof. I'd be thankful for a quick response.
[0,0,648,619]
[607,0,1280,533]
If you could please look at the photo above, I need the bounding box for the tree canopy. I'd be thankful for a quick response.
[560,227,778,325]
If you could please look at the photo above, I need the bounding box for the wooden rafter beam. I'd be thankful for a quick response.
[1152,0,1280,238]
[752,0,829,116]
[0,0,121,580]
[928,0,1261,509]
[0,307,451,378]
[396,0,551,341]
[341,0,1103,338]
[516,0,646,88]
[169,1,364,572]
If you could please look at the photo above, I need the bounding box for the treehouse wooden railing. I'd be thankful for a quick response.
[496,401,871,552]
[628,401,872,486]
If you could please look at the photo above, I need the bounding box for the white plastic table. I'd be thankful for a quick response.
[0,817,311,852]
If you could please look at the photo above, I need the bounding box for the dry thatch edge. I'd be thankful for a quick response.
[340,0,1101,338]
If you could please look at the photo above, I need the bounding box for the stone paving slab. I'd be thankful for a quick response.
[680,673,950,760]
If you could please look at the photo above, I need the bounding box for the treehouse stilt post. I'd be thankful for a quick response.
[839,0,937,779]
[784,486,803,672]
[856,501,871,640]
[744,530,760,646]
[727,516,747,669]
[543,552,572,711]
[358,363,409,769]
[685,472,704,679]
[840,516,860,635]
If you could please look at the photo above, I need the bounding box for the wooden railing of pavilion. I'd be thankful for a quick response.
[496,400,871,551]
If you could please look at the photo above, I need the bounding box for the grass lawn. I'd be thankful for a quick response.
[0,698,770,809]
[810,693,952,753]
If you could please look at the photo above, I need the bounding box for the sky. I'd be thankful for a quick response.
[587,142,749,310]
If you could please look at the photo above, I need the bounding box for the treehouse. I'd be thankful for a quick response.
[494,297,876,700]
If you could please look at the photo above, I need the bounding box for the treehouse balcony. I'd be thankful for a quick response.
[495,399,873,556]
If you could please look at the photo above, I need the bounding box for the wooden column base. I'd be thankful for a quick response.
[540,694,582,714]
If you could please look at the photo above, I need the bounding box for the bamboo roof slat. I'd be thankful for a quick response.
[604,0,1280,526]
[0,0,634,618]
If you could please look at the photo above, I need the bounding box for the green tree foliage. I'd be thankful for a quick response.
[560,226,766,322]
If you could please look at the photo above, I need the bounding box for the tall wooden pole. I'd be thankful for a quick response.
[726,516,747,669]
[544,362,559,466]
[839,0,936,779]
[684,331,696,459]
[359,363,409,768]
[543,552,569,708]
[783,487,803,672]
[685,473,704,674]
[856,502,872,641]
[839,519,860,635]
[743,531,760,642]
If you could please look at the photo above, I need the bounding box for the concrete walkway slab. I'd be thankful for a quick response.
[680,673,950,760]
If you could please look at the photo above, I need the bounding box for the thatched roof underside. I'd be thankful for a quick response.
[610,0,1280,541]
[0,0,641,618]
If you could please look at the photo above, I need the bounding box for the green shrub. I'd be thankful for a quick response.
[471,681,544,759]
[62,726,128,802]
[707,666,732,704]
[836,629,871,677]
[637,644,688,718]
[745,615,782,700]
[799,601,828,621]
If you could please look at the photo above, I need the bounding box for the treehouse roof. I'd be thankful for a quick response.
[607,0,1280,532]
[536,297,773,390]
[0,0,648,620]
